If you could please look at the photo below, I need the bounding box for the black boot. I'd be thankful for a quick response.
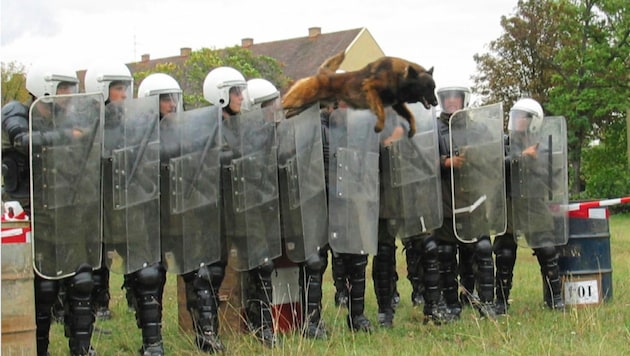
[373,241,395,328]
[331,252,349,308]
[346,254,373,332]
[130,263,167,356]
[301,253,328,339]
[92,264,112,320]
[34,275,59,356]
[247,265,279,348]
[185,265,225,353]
[494,234,516,315]
[458,243,476,306]
[474,237,496,319]
[404,238,425,307]
[422,235,452,325]
[536,246,565,311]
[65,265,97,356]
[438,242,461,319]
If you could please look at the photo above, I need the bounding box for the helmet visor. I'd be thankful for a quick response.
[508,109,534,132]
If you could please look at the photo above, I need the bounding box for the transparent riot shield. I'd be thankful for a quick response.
[328,108,380,255]
[102,96,161,274]
[30,93,104,279]
[449,103,506,243]
[510,116,568,248]
[160,106,222,274]
[222,105,281,271]
[380,104,442,237]
[277,104,327,263]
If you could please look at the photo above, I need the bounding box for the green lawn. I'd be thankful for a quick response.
[47,213,630,355]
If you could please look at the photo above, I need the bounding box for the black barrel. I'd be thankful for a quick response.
[557,206,612,306]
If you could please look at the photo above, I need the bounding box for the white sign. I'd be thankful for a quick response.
[564,279,600,305]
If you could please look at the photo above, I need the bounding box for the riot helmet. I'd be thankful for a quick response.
[202,67,247,112]
[436,85,471,115]
[84,62,133,102]
[246,78,279,108]
[138,73,183,116]
[25,62,79,100]
[508,98,543,133]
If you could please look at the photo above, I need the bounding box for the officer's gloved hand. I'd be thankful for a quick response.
[219,148,233,166]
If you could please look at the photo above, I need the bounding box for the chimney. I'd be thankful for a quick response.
[308,27,321,38]
[141,54,150,62]
[241,38,254,48]
[180,47,191,57]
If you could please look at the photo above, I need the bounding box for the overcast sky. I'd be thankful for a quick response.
[1,0,518,89]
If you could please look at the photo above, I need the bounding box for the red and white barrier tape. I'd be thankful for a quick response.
[568,196,630,211]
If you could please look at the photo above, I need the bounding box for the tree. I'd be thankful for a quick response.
[1,61,30,106]
[546,0,630,195]
[134,46,289,109]
[472,0,629,197]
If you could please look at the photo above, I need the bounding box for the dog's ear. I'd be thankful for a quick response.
[427,67,434,76]
[405,65,419,79]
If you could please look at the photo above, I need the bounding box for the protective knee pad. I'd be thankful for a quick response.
[131,263,166,344]
[256,259,275,275]
[317,245,330,275]
[535,246,559,267]
[91,265,110,306]
[64,267,95,348]
[494,235,517,271]
[34,276,60,313]
[421,236,440,304]
[34,275,60,354]
[474,238,495,303]
[534,246,561,282]
[305,251,324,273]
[196,264,225,289]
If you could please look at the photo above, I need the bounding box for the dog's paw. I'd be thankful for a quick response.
[373,125,384,133]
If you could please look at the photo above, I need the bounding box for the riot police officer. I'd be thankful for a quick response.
[435,86,501,320]
[86,62,167,356]
[375,105,443,325]
[249,78,330,339]
[141,72,227,353]
[2,62,100,356]
[325,102,379,333]
[494,98,567,314]
[203,67,281,347]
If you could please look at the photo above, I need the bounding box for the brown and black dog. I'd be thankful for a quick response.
[282,51,438,137]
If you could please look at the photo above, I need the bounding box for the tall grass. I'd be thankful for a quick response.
[49,213,630,355]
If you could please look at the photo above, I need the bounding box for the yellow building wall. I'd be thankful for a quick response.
[341,28,386,71]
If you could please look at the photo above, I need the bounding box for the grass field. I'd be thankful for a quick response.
[48,213,630,355]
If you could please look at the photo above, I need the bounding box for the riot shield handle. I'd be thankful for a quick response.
[185,129,218,199]
[127,116,157,187]
[70,118,100,203]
